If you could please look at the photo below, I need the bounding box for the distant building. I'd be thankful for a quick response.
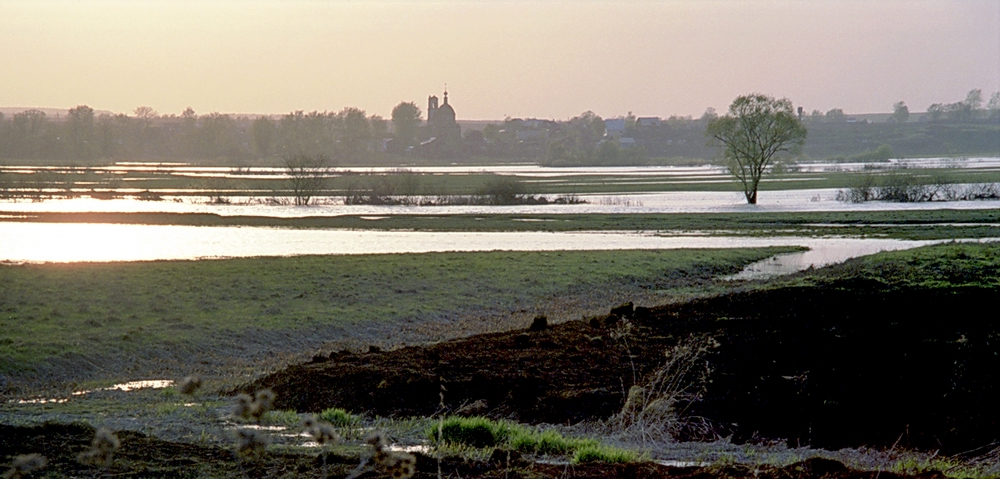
[636,117,661,127]
[605,118,626,136]
[427,90,461,141]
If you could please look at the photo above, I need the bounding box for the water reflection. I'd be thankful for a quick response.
[4,188,1000,217]
[12,379,174,404]
[0,222,970,276]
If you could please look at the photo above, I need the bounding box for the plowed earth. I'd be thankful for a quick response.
[251,281,1000,454]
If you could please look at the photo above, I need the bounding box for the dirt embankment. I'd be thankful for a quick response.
[250,280,1000,453]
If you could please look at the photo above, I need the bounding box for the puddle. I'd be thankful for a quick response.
[14,398,69,405]
[100,380,174,392]
[655,460,710,467]
[11,379,175,405]
[387,444,431,454]
[237,424,288,431]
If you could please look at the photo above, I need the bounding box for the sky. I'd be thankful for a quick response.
[1,0,998,120]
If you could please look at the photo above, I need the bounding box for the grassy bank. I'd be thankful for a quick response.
[6,209,1000,239]
[786,240,1000,290]
[0,248,795,387]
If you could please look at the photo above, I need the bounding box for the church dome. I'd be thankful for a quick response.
[436,102,456,122]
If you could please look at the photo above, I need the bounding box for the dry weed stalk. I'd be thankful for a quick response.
[3,454,46,479]
[607,335,719,444]
[235,429,269,460]
[178,374,202,395]
[303,415,341,446]
[303,415,340,476]
[77,428,120,468]
[233,388,275,421]
[348,432,416,479]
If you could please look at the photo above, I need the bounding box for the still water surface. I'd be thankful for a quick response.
[1,222,970,280]
[4,188,1000,217]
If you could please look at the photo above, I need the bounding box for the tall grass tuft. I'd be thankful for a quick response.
[572,444,639,464]
[429,417,639,463]
[319,407,362,428]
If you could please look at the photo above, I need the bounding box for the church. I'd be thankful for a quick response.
[426,90,461,142]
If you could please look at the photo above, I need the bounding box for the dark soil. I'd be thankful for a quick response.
[250,281,1000,453]
[0,423,945,479]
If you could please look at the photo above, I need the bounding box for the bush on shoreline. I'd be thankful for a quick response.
[837,169,1000,203]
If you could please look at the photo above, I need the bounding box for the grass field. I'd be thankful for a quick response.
[0,247,797,388]
[3,243,1000,478]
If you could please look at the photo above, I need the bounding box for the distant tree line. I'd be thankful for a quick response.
[1,88,997,164]
[0,105,395,164]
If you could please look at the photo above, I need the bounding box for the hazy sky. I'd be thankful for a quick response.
[2,0,998,120]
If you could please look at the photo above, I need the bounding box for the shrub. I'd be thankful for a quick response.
[476,175,527,205]
[837,169,1000,203]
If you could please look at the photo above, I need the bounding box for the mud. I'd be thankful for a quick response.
[250,281,1000,453]
[0,423,946,479]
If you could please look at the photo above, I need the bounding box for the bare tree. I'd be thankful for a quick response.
[706,94,807,204]
[284,154,331,206]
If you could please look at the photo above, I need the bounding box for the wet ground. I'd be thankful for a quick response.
[4,259,1000,477]
[0,423,951,479]
[250,279,1000,454]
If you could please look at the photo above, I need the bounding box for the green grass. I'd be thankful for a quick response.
[319,408,361,428]
[429,416,638,463]
[572,444,640,464]
[0,248,794,377]
[260,409,301,427]
[786,241,1000,290]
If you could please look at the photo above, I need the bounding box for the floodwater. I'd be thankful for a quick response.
[3,157,1000,216]
[0,221,977,280]
[3,187,1000,217]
